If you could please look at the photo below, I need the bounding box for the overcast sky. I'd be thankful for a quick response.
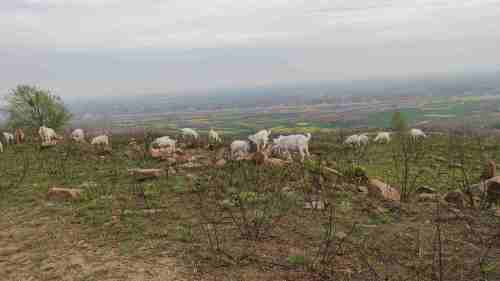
[1,0,499,97]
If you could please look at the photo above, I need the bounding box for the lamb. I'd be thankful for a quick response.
[344,133,369,146]
[38,126,59,144]
[181,128,199,139]
[230,140,251,159]
[2,132,14,144]
[374,132,391,143]
[410,128,426,139]
[248,129,272,151]
[272,133,312,162]
[91,135,110,146]
[71,129,86,142]
[208,129,221,143]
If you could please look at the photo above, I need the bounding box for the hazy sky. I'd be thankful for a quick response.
[1,0,499,97]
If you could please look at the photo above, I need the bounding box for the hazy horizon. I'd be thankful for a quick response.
[1,0,500,98]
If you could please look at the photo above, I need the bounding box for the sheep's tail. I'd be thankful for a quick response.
[306,133,312,141]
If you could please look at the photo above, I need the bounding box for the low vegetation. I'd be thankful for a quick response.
[0,126,499,281]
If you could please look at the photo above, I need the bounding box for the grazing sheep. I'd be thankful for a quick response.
[248,129,272,151]
[230,140,251,159]
[358,133,370,145]
[181,128,199,139]
[374,132,391,143]
[15,128,25,144]
[38,126,60,144]
[91,135,110,146]
[208,129,221,143]
[410,128,426,138]
[151,136,177,154]
[272,133,312,161]
[2,132,14,144]
[344,133,369,146]
[71,129,86,142]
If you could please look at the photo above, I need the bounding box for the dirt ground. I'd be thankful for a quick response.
[0,206,188,281]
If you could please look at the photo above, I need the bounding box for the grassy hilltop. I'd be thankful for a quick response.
[1,130,499,281]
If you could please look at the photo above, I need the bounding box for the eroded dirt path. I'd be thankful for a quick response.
[0,206,188,281]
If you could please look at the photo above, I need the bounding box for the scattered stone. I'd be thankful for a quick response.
[322,167,343,182]
[444,191,465,208]
[180,162,203,169]
[417,193,438,202]
[40,140,58,147]
[214,159,226,167]
[335,231,347,240]
[265,157,288,167]
[304,200,325,210]
[357,186,368,193]
[367,178,401,202]
[486,176,500,203]
[128,168,165,179]
[416,186,436,194]
[46,187,82,202]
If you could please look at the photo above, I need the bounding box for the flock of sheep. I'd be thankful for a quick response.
[0,125,427,162]
[344,128,427,146]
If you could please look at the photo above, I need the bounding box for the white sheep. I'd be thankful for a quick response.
[2,132,14,144]
[248,129,272,151]
[344,133,369,146]
[151,136,177,153]
[410,128,426,139]
[272,133,312,162]
[208,129,221,143]
[358,134,369,145]
[38,126,58,144]
[181,128,199,139]
[230,140,251,159]
[374,132,391,143]
[71,129,86,142]
[91,135,110,146]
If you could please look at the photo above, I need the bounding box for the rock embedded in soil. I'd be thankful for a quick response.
[128,168,165,179]
[416,186,436,194]
[304,200,325,210]
[443,190,465,208]
[265,157,288,167]
[486,176,500,203]
[417,193,438,202]
[357,185,368,193]
[367,178,401,202]
[214,158,226,167]
[46,187,83,202]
